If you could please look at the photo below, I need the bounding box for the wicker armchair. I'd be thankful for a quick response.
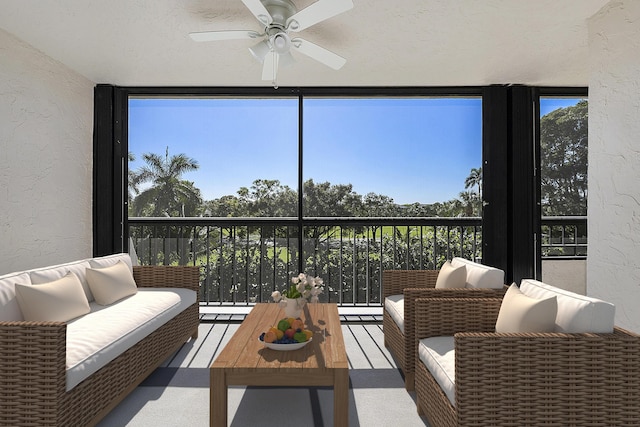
[414,297,640,427]
[382,270,505,390]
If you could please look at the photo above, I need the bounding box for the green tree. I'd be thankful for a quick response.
[540,100,588,216]
[458,191,477,217]
[205,195,244,217]
[127,152,138,216]
[464,167,482,215]
[303,179,362,217]
[130,147,202,217]
[362,193,396,217]
[237,179,296,217]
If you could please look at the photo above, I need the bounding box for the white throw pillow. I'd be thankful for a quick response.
[14,272,90,322]
[30,260,94,302]
[86,260,138,305]
[435,261,466,289]
[495,284,557,333]
[450,257,505,289]
[520,279,615,333]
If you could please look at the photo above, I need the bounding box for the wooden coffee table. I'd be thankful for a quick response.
[210,303,349,426]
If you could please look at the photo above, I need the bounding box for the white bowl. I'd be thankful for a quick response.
[259,336,312,351]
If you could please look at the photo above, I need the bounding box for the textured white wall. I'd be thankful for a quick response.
[588,1,640,332]
[0,29,94,275]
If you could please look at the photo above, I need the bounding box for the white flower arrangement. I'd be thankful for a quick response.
[271,273,324,304]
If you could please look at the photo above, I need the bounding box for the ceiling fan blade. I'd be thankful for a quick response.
[189,30,261,42]
[291,38,346,70]
[286,0,354,32]
[261,51,279,81]
[241,0,273,26]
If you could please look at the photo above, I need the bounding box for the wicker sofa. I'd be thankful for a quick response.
[414,280,640,426]
[383,258,506,390]
[0,253,200,427]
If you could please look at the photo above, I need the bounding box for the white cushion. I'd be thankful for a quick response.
[30,260,94,302]
[89,253,133,272]
[520,279,615,333]
[435,260,466,289]
[65,287,196,391]
[0,272,31,321]
[419,336,456,405]
[384,294,405,333]
[86,260,138,305]
[451,257,504,289]
[495,284,557,333]
[15,272,91,322]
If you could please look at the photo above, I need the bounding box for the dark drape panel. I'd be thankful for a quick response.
[482,85,538,284]
[93,84,127,256]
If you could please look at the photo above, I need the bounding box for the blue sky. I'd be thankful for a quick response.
[128,96,582,205]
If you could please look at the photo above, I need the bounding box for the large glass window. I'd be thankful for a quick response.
[126,93,483,302]
[128,96,482,220]
[540,97,588,216]
[539,96,588,260]
[303,97,482,217]
[128,97,299,218]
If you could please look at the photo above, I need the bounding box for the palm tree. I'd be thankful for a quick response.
[465,167,482,216]
[130,147,202,217]
[127,152,138,207]
[464,167,483,201]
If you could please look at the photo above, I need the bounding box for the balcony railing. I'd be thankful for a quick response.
[541,216,587,259]
[128,216,586,306]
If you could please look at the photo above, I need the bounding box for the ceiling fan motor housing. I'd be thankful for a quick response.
[261,0,297,27]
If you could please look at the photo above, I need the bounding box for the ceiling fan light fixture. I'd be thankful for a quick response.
[271,32,290,55]
[249,40,271,63]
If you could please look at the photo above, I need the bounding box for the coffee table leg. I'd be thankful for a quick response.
[210,368,227,427]
[334,367,349,427]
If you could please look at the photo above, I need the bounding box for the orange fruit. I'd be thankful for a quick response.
[269,327,284,340]
[291,319,304,331]
[264,330,277,343]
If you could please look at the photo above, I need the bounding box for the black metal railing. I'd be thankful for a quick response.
[129,217,482,306]
[128,215,586,306]
[541,216,587,259]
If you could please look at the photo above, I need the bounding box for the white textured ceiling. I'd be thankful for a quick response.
[0,0,608,87]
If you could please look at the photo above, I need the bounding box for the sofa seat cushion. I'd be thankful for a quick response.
[0,272,31,321]
[418,336,456,405]
[520,279,615,333]
[384,294,405,333]
[451,257,504,289]
[65,287,196,391]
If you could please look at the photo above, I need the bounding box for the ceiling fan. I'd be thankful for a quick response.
[189,0,354,85]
